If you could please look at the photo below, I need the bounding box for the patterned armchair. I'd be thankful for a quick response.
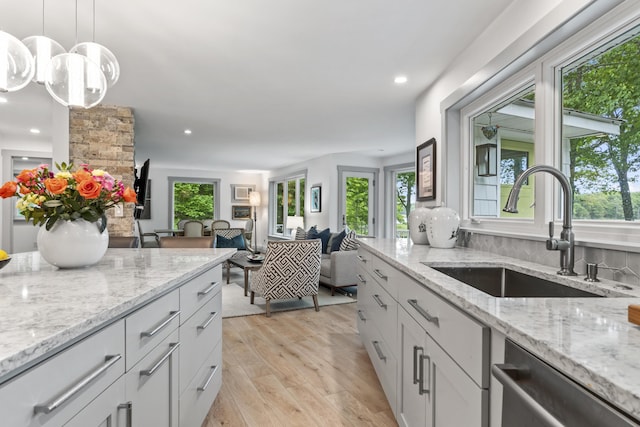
[249,240,321,317]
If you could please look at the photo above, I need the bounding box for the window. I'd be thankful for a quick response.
[270,172,305,236]
[169,177,220,228]
[385,163,415,238]
[459,6,640,245]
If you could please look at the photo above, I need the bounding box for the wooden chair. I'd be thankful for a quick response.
[244,219,254,249]
[108,236,139,248]
[159,237,214,248]
[183,220,204,237]
[249,240,321,317]
[211,219,230,230]
[136,220,159,248]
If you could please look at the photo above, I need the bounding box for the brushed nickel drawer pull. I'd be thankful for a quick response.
[197,312,219,330]
[34,354,122,414]
[357,274,367,284]
[419,354,431,395]
[197,365,219,392]
[140,310,180,338]
[373,269,388,280]
[372,340,387,362]
[356,255,368,263]
[357,310,367,322]
[372,294,387,309]
[197,281,220,296]
[413,346,423,385]
[118,402,132,427]
[407,299,439,327]
[140,342,180,377]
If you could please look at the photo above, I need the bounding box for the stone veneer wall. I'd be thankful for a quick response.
[68,106,135,237]
[460,233,640,287]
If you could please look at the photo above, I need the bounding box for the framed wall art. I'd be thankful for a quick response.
[231,205,252,220]
[310,185,321,212]
[416,138,436,201]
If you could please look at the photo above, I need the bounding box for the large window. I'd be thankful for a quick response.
[460,7,640,245]
[270,173,305,236]
[169,178,220,228]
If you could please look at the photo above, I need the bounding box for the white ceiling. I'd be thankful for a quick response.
[1,0,514,171]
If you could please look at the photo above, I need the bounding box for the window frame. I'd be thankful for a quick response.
[167,177,220,228]
[384,162,414,239]
[268,170,307,238]
[456,4,640,250]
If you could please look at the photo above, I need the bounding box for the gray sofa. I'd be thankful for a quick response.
[319,232,359,295]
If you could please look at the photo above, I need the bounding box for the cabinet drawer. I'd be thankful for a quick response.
[179,341,222,427]
[125,289,180,370]
[0,320,125,427]
[367,276,398,356]
[363,331,397,415]
[180,288,222,395]
[399,276,490,388]
[370,254,399,300]
[180,265,222,323]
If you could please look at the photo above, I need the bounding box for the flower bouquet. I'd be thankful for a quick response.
[0,162,137,231]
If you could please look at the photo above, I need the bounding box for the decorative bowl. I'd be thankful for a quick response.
[0,257,11,270]
[247,254,265,263]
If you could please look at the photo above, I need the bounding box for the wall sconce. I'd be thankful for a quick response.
[476,142,497,177]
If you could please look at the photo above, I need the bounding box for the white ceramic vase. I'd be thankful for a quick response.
[408,207,431,245]
[426,207,460,249]
[37,218,109,268]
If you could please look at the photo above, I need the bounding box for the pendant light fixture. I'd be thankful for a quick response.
[21,0,66,85]
[0,30,35,92]
[477,113,498,177]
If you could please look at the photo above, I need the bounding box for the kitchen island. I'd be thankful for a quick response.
[358,238,640,425]
[0,248,234,426]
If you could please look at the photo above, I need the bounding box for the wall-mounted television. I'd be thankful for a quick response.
[134,159,150,219]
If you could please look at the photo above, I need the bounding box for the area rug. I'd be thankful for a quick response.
[222,282,356,318]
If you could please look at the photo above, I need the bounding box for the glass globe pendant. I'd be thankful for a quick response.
[45,52,107,109]
[22,35,66,84]
[70,42,119,88]
[0,30,35,92]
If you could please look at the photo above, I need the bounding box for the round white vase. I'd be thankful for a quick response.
[37,218,109,268]
[408,207,431,245]
[426,207,460,249]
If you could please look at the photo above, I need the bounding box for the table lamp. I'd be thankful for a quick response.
[286,216,305,237]
[249,191,261,253]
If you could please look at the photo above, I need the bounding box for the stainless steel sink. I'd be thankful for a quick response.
[429,266,603,298]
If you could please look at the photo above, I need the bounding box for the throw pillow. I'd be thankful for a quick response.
[330,230,346,253]
[295,227,307,240]
[306,225,319,239]
[215,234,246,250]
[340,230,359,251]
[307,226,331,253]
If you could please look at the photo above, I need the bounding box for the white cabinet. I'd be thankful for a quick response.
[64,376,126,427]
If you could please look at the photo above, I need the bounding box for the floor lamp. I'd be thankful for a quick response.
[249,191,261,253]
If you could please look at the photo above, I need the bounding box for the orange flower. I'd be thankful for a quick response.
[0,181,17,198]
[19,185,31,194]
[123,187,137,203]
[73,169,92,183]
[44,178,68,195]
[77,179,103,199]
[16,169,36,183]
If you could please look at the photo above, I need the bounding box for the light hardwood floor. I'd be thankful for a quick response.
[202,302,397,427]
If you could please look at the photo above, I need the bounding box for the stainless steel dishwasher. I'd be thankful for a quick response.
[492,339,640,427]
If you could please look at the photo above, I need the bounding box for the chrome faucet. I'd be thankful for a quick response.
[503,165,577,276]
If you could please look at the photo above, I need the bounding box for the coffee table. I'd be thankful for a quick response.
[226,253,263,296]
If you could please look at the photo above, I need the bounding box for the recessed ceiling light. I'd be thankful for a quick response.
[394,75,408,85]
[22,157,29,160]
[29,128,40,134]
[0,97,7,103]
[184,129,192,135]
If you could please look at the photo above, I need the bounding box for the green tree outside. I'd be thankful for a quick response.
[173,182,214,227]
[396,171,415,235]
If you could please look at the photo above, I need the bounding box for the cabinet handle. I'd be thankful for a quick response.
[357,310,367,322]
[197,365,219,392]
[140,342,180,377]
[198,281,220,296]
[34,354,122,414]
[492,364,563,427]
[413,346,423,385]
[407,299,439,327]
[140,310,180,338]
[197,312,219,330]
[372,340,387,362]
[357,274,367,284]
[372,294,387,310]
[419,354,431,395]
[357,255,368,263]
[118,402,133,427]
[373,269,388,280]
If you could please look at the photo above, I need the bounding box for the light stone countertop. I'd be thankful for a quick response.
[0,248,235,384]
[359,237,640,421]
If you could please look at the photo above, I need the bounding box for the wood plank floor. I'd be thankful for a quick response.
[201,302,397,427]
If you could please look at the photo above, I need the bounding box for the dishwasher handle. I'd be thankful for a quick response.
[492,363,564,427]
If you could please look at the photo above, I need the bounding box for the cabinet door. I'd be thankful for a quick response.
[64,376,126,427]
[398,308,428,427]
[126,329,180,427]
